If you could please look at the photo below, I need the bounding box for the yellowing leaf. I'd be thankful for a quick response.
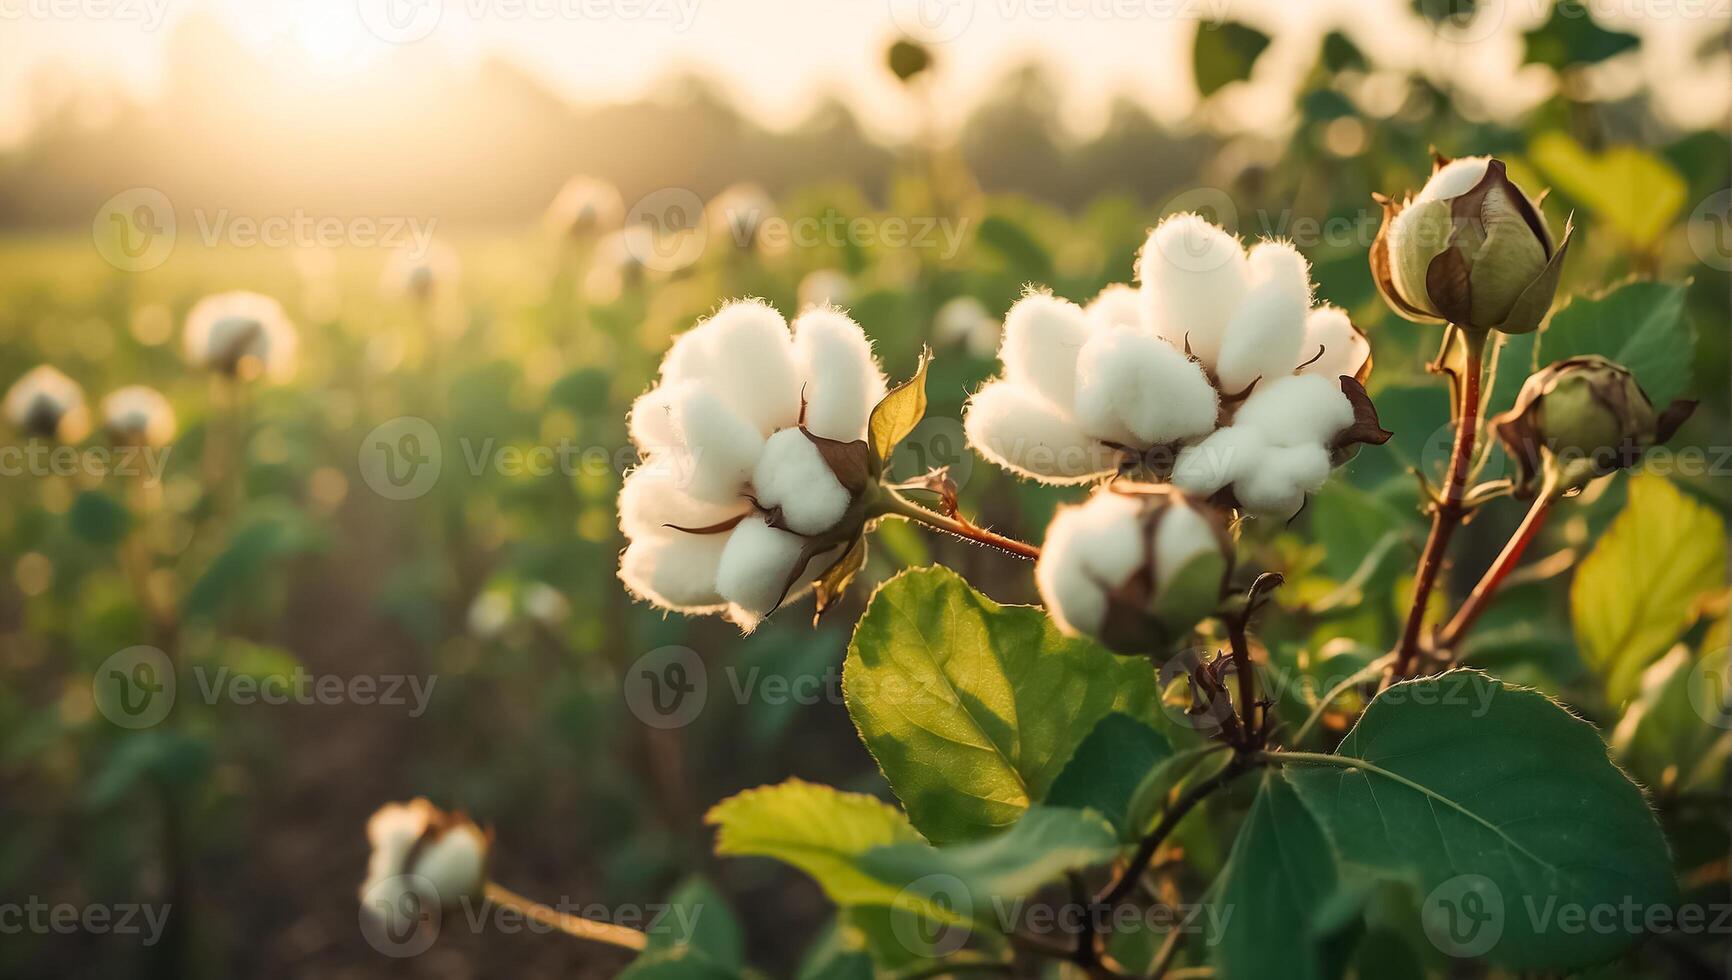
[867,349,930,465]
[1529,132,1687,249]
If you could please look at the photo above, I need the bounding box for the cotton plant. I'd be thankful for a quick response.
[182,290,300,384]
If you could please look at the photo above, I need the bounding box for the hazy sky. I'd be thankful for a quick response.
[0,0,1725,145]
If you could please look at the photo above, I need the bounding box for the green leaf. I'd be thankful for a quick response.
[974,215,1052,281]
[644,877,744,970]
[1282,670,1678,972]
[620,945,739,980]
[68,490,131,546]
[1611,635,1732,796]
[1529,133,1688,249]
[1522,0,1639,70]
[705,779,923,907]
[860,806,1120,919]
[1537,280,1694,405]
[1045,713,1173,840]
[1194,21,1271,97]
[1215,774,1358,980]
[182,508,322,620]
[794,919,874,980]
[1572,474,1725,705]
[843,567,1160,843]
[868,350,930,465]
[1125,746,1231,841]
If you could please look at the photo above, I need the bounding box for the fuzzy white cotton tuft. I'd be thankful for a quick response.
[751,428,852,535]
[1170,426,1263,498]
[1085,284,1143,332]
[1152,503,1219,592]
[1213,241,1312,393]
[791,308,887,442]
[1035,491,1146,637]
[1296,306,1370,380]
[618,466,749,539]
[100,385,176,447]
[361,800,489,914]
[964,381,1112,484]
[183,292,299,383]
[998,292,1092,410]
[715,517,806,627]
[671,387,765,503]
[619,531,730,611]
[1137,213,1249,366]
[628,384,685,455]
[661,300,802,435]
[1073,330,1219,448]
[1232,374,1354,448]
[4,365,89,441]
[1233,444,1332,519]
[1414,157,1492,204]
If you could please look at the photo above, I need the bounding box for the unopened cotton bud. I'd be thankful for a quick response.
[4,365,89,442]
[1036,486,1233,653]
[999,292,1092,410]
[360,799,490,923]
[183,292,299,382]
[1373,155,1566,334]
[1137,213,1249,365]
[383,242,460,304]
[100,385,176,447]
[1214,241,1312,392]
[1297,306,1371,380]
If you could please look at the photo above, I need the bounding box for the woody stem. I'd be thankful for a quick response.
[484,882,648,951]
[877,487,1042,561]
[1388,327,1485,686]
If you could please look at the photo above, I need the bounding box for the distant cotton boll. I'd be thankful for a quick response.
[100,385,176,448]
[545,176,625,240]
[797,269,852,310]
[4,365,89,442]
[360,799,490,923]
[707,184,776,251]
[382,241,460,305]
[1297,306,1371,380]
[182,292,299,383]
[467,590,513,639]
[934,296,1000,357]
[522,583,569,625]
[1137,213,1249,365]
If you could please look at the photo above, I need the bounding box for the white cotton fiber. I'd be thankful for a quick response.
[1214,242,1312,392]
[1232,374,1354,448]
[1152,503,1218,593]
[1036,492,1145,636]
[628,384,685,456]
[1296,306,1371,380]
[791,308,887,442]
[618,531,729,611]
[1414,157,1491,204]
[963,381,1112,484]
[1170,426,1263,498]
[673,386,765,503]
[619,466,749,538]
[752,428,852,535]
[1085,284,1143,332]
[1137,213,1249,367]
[715,516,806,625]
[1233,443,1332,519]
[999,291,1092,410]
[1074,330,1219,448]
[661,300,802,435]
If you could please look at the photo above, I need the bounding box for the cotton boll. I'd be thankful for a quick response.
[964,381,1113,484]
[1214,242,1312,393]
[1085,284,1143,332]
[1233,375,1354,448]
[100,385,176,447]
[999,292,1092,410]
[1074,330,1219,448]
[935,296,998,356]
[411,823,489,905]
[752,428,852,535]
[627,384,685,456]
[661,300,802,435]
[619,531,730,611]
[797,269,852,311]
[1414,156,1492,205]
[1036,492,1145,636]
[1296,306,1370,380]
[672,387,765,503]
[1234,444,1332,519]
[715,517,806,626]
[619,466,749,538]
[361,800,490,914]
[183,292,299,382]
[791,308,887,442]
[1137,213,1249,367]
[4,365,89,441]
[1170,426,1263,498]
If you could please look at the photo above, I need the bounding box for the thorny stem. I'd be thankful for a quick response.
[1434,474,1561,655]
[878,487,1042,561]
[483,882,648,952]
[1388,326,1486,687]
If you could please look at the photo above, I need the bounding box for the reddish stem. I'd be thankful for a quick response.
[1436,490,1556,651]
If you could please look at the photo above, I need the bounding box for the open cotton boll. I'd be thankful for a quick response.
[1035,492,1146,636]
[1214,242,1312,392]
[999,292,1092,410]
[1297,306,1370,380]
[1170,426,1263,497]
[361,800,490,914]
[1137,213,1249,366]
[661,300,802,435]
[411,823,489,905]
[791,308,886,442]
[619,531,730,611]
[618,466,749,538]
[627,384,685,456]
[183,292,299,382]
[1074,330,1219,448]
[1085,284,1143,332]
[715,517,806,627]
[1233,374,1354,448]
[100,385,176,447]
[1233,443,1332,519]
[752,429,852,535]
[4,365,89,441]
[964,381,1110,484]
[672,387,765,503]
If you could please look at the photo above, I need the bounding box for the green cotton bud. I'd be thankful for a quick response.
[1371,154,1571,335]
[1491,355,1696,496]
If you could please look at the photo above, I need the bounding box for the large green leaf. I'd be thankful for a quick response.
[860,806,1120,920]
[620,946,739,980]
[705,780,923,907]
[643,877,744,970]
[1537,280,1694,405]
[1611,634,1732,797]
[1572,474,1725,705]
[1215,774,1358,980]
[843,567,1160,843]
[1529,133,1687,250]
[1045,713,1172,840]
[1282,671,1677,972]
[1194,21,1271,97]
